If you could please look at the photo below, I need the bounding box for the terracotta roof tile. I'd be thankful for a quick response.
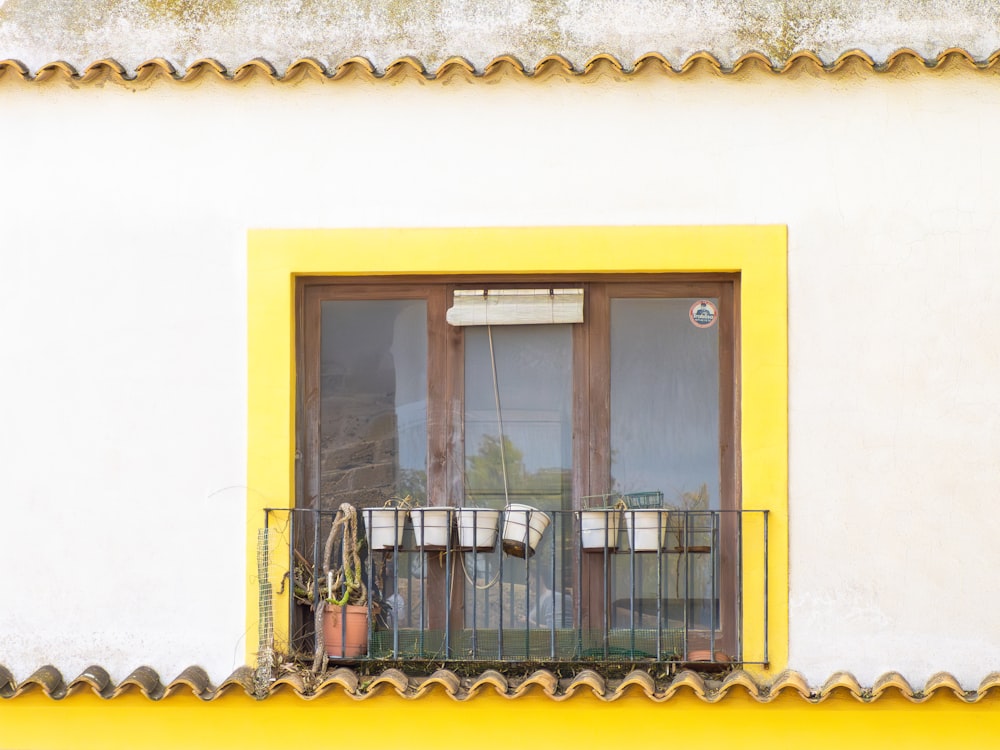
[0,665,16,698]
[977,672,1000,699]
[113,666,166,700]
[871,672,917,702]
[766,670,814,702]
[2,49,1000,85]
[1,664,998,703]
[816,671,866,703]
[66,666,114,699]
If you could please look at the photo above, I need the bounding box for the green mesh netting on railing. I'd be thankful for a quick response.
[368,628,685,661]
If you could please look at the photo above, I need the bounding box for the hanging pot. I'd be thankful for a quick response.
[456,508,501,550]
[363,507,408,551]
[502,503,551,558]
[624,509,669,552]
[579,509,621,550]
[410,507,454,548]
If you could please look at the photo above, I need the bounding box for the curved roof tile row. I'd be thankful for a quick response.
[2,48,1000,84]
[2,664,997,703]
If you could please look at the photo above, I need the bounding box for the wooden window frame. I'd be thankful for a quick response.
[297,274,740,654]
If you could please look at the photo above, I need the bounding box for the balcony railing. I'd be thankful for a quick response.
[262,505,768,667]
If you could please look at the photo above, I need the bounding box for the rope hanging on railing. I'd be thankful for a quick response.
[487,324,511,508]
[311,502,367,673]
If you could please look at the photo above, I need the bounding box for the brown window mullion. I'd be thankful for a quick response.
[300,281,323,511]
[426,287,450,508]
[581,283,611,633]
[717,279,739,659]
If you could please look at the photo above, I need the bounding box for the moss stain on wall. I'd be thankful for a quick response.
[529,0,567,57]
[138,0,239,25]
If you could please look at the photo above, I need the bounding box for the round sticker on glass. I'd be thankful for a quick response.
[689,300,718,329]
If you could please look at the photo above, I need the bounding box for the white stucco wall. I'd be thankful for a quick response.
[2,71,999,687]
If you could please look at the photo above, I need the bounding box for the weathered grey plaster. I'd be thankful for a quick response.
[0,0,999,73]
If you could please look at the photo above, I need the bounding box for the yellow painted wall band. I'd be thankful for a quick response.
[4,690,1000,750]
[246,225,788,674]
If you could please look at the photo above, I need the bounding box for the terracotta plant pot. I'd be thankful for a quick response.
[323,603,369,658]
[683,649,731,671]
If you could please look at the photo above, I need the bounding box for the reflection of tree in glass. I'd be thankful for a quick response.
[669,483,711,607]
[396,468,427,505]
[466,435,523,496]
[465,435,569,509]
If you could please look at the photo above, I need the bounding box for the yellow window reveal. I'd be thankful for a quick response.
[247,225,787,676]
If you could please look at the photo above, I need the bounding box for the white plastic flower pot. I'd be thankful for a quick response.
[502,503,551,558]
[456,508,500,550]
[410,507,454,548]
[579,509,621,550]
[363,507,408,550]
[624,509,669,552]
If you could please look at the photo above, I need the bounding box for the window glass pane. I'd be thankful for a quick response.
[610,298,720,509]
[319,299,427,508]
[463,325,573,634]
[464,325,573,512]
[610,298,720,629]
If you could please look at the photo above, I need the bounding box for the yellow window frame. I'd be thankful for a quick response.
[246,225,788,675]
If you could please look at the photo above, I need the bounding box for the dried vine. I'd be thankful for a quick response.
[312,502,368,673]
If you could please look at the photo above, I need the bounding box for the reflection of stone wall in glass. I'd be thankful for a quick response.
[319,299,428,510]
[320,392,399,509]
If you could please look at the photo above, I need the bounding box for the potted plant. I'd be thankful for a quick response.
[362,497,409,551]
[578,494,623,551]
[456,506,501,550]
[313,502,373,665]
[624,507,669,551]
[409,501,455,548]
[621,491,669,552]
[501,503,551,558]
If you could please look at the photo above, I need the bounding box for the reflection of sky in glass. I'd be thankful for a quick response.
[611,298,720,509]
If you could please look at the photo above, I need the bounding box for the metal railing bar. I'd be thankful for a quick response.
[763,508,769,667]
[418,511,426,657]
[655,518,663,661]
[368,514,376,656]
[497,512,505,660]
[519,529,529,660]
[391,512,399,659]
[549,520,557,658]
[629,511,637,659]
[710,511,717,661]
[312,512,321,654]
[682,510,689,662]
[603,520,611,660]
[444,521,453,659]
[471,512,479,658]
[576,516,583,660]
